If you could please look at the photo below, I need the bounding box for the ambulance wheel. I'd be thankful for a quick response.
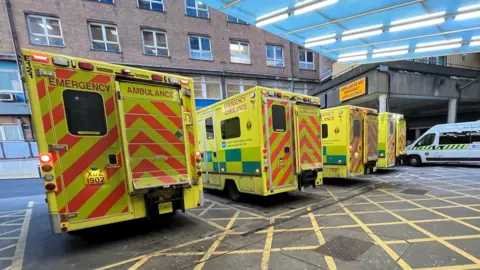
[408,155,421,167]
[226,181,241,202]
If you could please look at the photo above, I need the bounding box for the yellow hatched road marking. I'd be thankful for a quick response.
[204,199,268,220]
[198,202,216,217]
[307,207,336,270]
[261,217,275,270]
[186,212,226,231]
[415,264,480,270]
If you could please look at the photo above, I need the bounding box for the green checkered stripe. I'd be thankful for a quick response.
[202,147,262,175]
[323,145,347,165]
[411,144,469,150]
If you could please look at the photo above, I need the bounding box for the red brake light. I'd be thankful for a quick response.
[40,154,51,163]
[180,79,190,85]
[263,148,267,154]
[152,74,163,81]
[195,151,201,157]
[32,54,49,63]
[79,62,94,70]
[277,92,283,98]
[45,183,56,191]
[61,226,68,232]
[197,170,202,176]
[303,97,308,102]
[41,164,53,172]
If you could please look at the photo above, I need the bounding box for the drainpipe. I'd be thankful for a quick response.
[290,41,295,91]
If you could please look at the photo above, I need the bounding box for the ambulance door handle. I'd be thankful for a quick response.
[108,154,118,165]
[213,152,217,158]
[284,147,290,154]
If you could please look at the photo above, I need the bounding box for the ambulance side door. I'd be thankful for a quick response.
[203,113,221,186]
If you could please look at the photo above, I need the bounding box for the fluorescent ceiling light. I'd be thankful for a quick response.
[391,11,445,25]
[473,36,480,40]
[338,51,368,58]
[305,38,336,47]
[342,30,382,41]
[338,55,367,62]
[373,45,409,53]
[372,50,409,58]
[458,4,480,12]
[415,43,462,53]
[305,33,336,43]
[417,38,462,48]
[294,0,338,15]
[295,0,316,7]
[389,18,445,32]
[455,10,480,20]
[257,7,288,20]
[471,41,480,46]
[256,13,289,27]
[343,24,383,35]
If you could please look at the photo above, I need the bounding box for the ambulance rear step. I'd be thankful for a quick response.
[145,188,186,217]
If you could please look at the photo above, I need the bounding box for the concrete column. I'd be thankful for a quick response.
[378,94,388,113]
[415,129,421,139]
[447,98,457,123]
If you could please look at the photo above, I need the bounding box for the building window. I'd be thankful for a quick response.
[138,0,164,11]
[299,49,315,70]
[221,117,241,139]
[88,23,120,52]
[230,41,250,64]
[0,125,24,141]
[227,15,247,24]
[189,36,212,61]
[0,62,22,93]
[142,30,168,56]
[185,0,209,18]
[63,90,107,136]
[226,78,256,97]
[266,45,284,67]
[27,15,64,47]
[192,76,222,99]
[88,0,114,3]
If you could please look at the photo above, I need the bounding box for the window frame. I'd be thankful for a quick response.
[141,29,169,57]
[205,117,214,140]
[88,22,121,52]
[188,35,213,61]
[0,124,24,141]
[299,49,315,70]
[221,117,241,140]
[230,40,251,64]
[137,0,164,11]
[88,0,114,3]
[266,45,285,67]
[26,14,64,47]
[0,64,22,93]
[226,78,256,97]
[185,0,209,18]
[353,120,360,138]
[271,105,287,133]
[192,75,223,100]
[227,15,247,24]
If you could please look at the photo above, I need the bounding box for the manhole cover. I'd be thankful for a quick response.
[401,189,429,195]
[373,183,401,190]
[315,236,374,262]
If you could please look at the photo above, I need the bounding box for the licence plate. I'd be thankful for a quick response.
[84,169,108,185]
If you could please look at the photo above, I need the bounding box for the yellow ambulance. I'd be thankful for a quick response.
[377,112,407,168]
[196,87,323,200]
[321,106,378,178]
[22,49,202,233]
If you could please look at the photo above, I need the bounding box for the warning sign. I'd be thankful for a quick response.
[339,77,367,102]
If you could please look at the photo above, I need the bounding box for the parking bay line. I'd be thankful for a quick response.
[307,207,336,270]
[11,202,33,270]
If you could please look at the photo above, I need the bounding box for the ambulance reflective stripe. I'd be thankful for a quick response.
[411,144,469,150]
[397,121,407,155]
[350,111,363,175]
[123,98,188,189]
[36,68,129,222]
[296,105,323,170]
[366,117,378,161]
[267,99,293,188]
[387,127,396,166]
[185,107,196,172]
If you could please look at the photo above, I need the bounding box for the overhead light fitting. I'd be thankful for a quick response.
[455,10,480,20]
[458,4,480,12]
[305,38,336,47]
[470,41,480,46]
[417,38,463,48]
[473,36,480,40]
[391,11,446,25]
[256,7,289,27]
[373,45,409,53]
[415,43,462,53]
[338,55,367,62]
[338,51,368,58]
[372,50,409,58]
[294,0,339,15]
[342,30,383,41]
[343,24,383,35]
[305,33,336,43]
[389,17,445,32]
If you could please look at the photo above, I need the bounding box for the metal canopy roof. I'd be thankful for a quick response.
[201,0,480,63]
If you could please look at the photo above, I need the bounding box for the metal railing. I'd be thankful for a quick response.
[0,141,38,159]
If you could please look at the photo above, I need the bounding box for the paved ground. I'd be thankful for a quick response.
[1,166,480,269]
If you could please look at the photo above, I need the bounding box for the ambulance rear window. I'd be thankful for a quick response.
[272,105,286,132]
[353,120,360,138]
[63,90,107,136]
[205,117,214,140]
[322,124,328,138]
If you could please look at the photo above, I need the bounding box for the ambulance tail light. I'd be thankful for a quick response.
[45,183,56,191]
[40,154,51,163]
[264,165,269,172]
[42,164,53,172]
[197,170,202,177]
[276,92,283,98]
[195,151,202,163]
[32,54,49,63]
[180,79,190,85]
[152,74,163,81]
[349,145,353,150]
[79,62,94,71]
[303,97,309,102]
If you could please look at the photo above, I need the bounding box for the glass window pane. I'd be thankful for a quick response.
[105,26,118,42]
[63,90,107,136]
[156,33,167,47]
[272,105,286,132]
[28,17,44,35]
[4,126,22,141]
[201,38,210,51]
[186,8,197,16]
[197,1,207,9]
[190,51,201,59]
[238,19,247,24]
[206,83,221,99]
[266,45,274,59]
[143,31,154,46]
[322,124,328,138]
[205,117,214,139]
[307,52,314,62]
[138,0,150,9]
[202,52,213,60]
[240,43,249,56]
[48,37,64,46]
[353,120,360,138]
[151,2,163,11]
[90,25,103,41]
[186,0,196,7]
[227,83,240,97]
[144,47,156,55]
[189,36,199,50]
[106,43,120,52]
[471,130,480,143]
[416,134,435,146]
[30,35,48,45]
[198,10,208,18]
[92,41,105,50]
[230,42,239,54]
[227,15,236,22]
[157,48,168,56]
[275,47,283,59]
[46,19,61,36]
[299,51,306,62]
[221,117,241,139]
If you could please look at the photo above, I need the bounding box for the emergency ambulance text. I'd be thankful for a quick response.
[223,96,247,115]
[48,78,110,92]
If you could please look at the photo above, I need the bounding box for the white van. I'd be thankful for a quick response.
[407,121,480,166]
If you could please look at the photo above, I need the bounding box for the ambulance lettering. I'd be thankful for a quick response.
[48,78,110,92]
[127,86,176,99]
[223,96,247,115]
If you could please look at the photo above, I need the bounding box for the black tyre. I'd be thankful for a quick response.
[408,155,421,167]
[226,181,241,202]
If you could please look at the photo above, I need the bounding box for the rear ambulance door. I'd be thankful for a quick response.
[364,114,378,164]
[396,120,407,157]
[387,117,396,166]
[349,110,364,176]
[265,98,295,190]
[119,81,189,190]
[470,129,480,163]
[201,113,221,186]
[42,67,129,223]
[293,104,323,172]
